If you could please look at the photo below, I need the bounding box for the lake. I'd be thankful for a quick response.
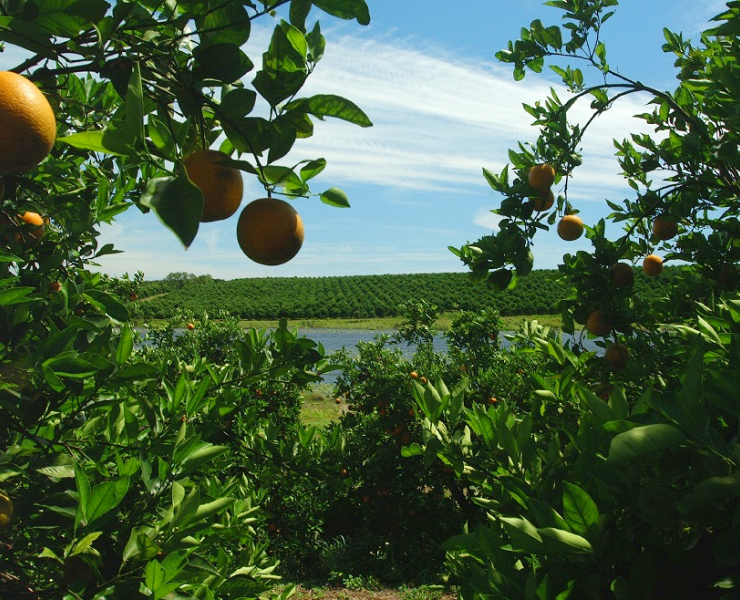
[137,328,600,384]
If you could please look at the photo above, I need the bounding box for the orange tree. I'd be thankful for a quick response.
[406,1,740,598]
[0,0,371,597]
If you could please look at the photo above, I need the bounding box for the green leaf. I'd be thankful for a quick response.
[116,325,133,365]
[253,69,307,107]
[181,444,228,470]
[499,516,543,553]
[199,2,251,47]
[86,477,130,525]
[320,187,350,208]
[144,560,180,600]
[608,424,686,462]
[312,0,370,25]
[58,130,129,156]
[539,527,593,554]
[677,472,740,512]
[74,464,91,529]
[578,388,615,425]
[0,250,22,263]
[562,482,599,536]
[86,289,129,322]
[115,363,159,381]
[69,531,103,557]
[286,94,372,127]
[193,43,254,84]
[0,286,36,306]
[37,465,75,479]
[43,355,97,379]
[290,0,312,30]
[300,159,326,181]
[220,88,257,120]
[193,497,234,522]
[140,173,202,249]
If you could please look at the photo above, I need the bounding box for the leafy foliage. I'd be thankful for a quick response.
[0,0,372,597]
[439,1,740,598]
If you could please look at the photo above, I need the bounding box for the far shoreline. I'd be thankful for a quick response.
[137,313,563,332]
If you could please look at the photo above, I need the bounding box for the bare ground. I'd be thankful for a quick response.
[292,585,457,600]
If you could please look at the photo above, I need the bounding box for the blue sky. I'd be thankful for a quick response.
[4,1,726,280]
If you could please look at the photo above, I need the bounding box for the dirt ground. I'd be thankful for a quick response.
[292,586,457,600]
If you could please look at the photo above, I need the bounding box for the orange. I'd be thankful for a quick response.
[182,149,244,222]
[643,254,663,277]
[533,189,554,212]
[0,71,56,173]
[19,211,45,239]
[557,214,584,241]
[605,343,630,368]
[610,262,634,288]
[652,215,678,241]
[237,198,304,266]
[586,309,612,337]
[0,490,13,530]
[528,163,555,191]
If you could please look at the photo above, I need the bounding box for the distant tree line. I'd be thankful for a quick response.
[134,268,697,321]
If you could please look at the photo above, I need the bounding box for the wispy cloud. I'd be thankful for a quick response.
[88,25,661,278]
[280,30,656,200]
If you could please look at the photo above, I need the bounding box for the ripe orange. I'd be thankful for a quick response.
[528,163,555,191]
[643,254,663,277]
[586,309,612,337]
[410,371,419,379]
[533,189,554,212]
[183,149,244,222]
[610,262,634,288]
[420,376,428,384]
[186,322,195,330]
[237,198,304,266]
[0,72,56,174]
[19,211,45,239]
[0,490,13,530]
[605,343,630,368]
[49,281,62,293]
[652,215,678,241]
[557,214,584,241]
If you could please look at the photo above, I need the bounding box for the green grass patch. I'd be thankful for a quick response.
[300,383,346,428]
[238,312,562,332]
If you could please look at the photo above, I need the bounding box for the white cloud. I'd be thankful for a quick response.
[92,25,661,279]
[474,209,503,231]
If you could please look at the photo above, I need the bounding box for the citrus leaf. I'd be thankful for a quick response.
[312,0,370,25]
[608,424,686,462]
[86,477,130,525]
[140,173,202,249]
[320,187,350,208]
[562,482,599,536]
[286,94,372,127]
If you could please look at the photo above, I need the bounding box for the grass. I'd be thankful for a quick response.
[301,383,346,428]
[237,312,562,332]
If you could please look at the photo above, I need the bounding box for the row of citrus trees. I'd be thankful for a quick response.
[130,268,696,322]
